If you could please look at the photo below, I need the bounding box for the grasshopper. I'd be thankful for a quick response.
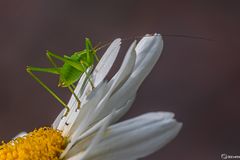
[26,38,99,116]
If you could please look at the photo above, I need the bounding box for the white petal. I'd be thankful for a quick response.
[53,69,91,130]
[65,110,115,160]
[96,34,163,124]
[133,34,163,83]
[78,38,121,102]
[105,40,136,96]
[68,40,137,141]
[134,34,158,69]
[54,35,163,141]
[108,95,136,123]
[64,38,121,122]
[90,41,137,121]
[67,95,136,150]
[92,38,121,87]
[13,132,27,139]
[54,34,162,130]
[67,34,163,137]
[53,38,120,129]
[83,112,182,160]
[63,81,108,136]
[77,38,121,103]
[69,68,92,109]
[52,109,65,129]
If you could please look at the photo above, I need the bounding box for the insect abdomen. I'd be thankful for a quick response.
[59,63,82,87]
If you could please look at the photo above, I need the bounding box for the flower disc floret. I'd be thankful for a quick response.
[0,127,67,160]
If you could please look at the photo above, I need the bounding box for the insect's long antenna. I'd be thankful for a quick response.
[94,33,215,52]
[122,34,215,42]
[161,34,215,41]
[95,41,113,52]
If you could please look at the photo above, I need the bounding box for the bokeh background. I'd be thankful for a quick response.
[0,0,240,159]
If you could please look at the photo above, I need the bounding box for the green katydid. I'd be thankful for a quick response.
[26,38,100,116]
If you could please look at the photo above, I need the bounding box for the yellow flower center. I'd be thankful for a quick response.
[0,127,67,160]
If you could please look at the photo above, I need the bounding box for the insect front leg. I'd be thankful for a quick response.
[68,85,81,110]
[26,66,70,116]
[80,62,95,89]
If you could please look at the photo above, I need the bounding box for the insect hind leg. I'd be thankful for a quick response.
[80,62,95,89]
[26,66,70,116]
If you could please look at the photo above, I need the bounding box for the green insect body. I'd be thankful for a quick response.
[26,38,99,116]
[59,49,96,87]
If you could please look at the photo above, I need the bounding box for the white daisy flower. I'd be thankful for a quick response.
[0,34,182,160]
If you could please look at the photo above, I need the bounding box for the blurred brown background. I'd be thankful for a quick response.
[0,0,240,159]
